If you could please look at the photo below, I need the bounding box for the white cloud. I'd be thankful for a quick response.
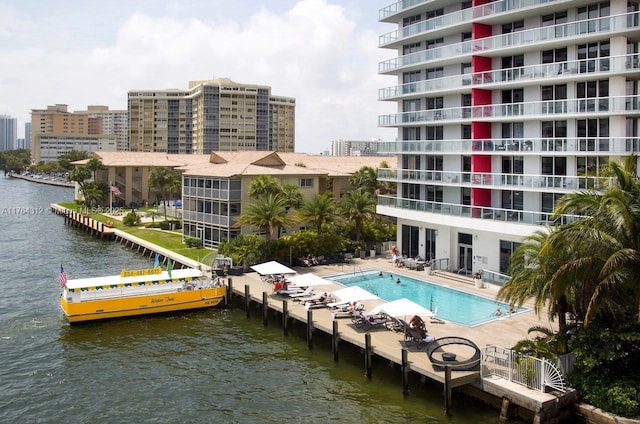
[0,0,395,152]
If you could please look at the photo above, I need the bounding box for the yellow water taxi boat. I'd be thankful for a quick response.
[60,266,226,323]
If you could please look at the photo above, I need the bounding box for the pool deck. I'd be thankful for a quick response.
[226,255,570,421]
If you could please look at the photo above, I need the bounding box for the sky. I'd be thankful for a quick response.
[0,0,397,154]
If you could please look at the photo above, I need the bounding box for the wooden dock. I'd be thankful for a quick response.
[224,260,577,423]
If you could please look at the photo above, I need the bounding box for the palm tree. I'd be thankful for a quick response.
[235,194,294,243]
[248,175,281,198]
[148,167,181,220]
[339,189,376,242]
[497,229,575,334]
[68,166,92,200]
[297,193,339,238]
[349,166,379,195]
[552,156,640,325]
[85,157,104,182]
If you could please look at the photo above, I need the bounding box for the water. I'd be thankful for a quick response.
[0,176,523,423]
[328,270,525,326]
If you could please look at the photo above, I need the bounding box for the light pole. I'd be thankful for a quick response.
[289,245,293,267]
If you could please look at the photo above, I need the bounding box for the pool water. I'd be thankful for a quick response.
[327,270,525,326]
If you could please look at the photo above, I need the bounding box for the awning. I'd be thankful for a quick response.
[369,298,435,318]
[287,273,334,287]
[332,286,380,303]
[250,261,296,276]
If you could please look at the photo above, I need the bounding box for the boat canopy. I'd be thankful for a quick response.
[64,268,202,291]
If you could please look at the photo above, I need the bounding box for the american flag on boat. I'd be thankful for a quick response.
[60,265,67,288]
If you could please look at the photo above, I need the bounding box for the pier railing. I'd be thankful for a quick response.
[481,345,569,393]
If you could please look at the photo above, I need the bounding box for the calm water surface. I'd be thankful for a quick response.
[0,176,522,423]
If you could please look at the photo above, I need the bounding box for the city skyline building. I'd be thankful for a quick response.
[127,77,295,154]
[330,138,385,156]
[375,0,640,276]
[30,104,120,162]
[0,115,18,152]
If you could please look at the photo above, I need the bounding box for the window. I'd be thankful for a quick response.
[427,126,443,140]
[577,2,610,33]
[576,156,609,176]
[403,42,422,55]
[541,156,567,176]
[403,14,422,27]
[426,67,444,79]
[403,127,421,141]
[299,178,313,187]
[499,240,521,273]
[403,71,421,93]
[462,155,471,183]
[577,80,609,111]
[426,97,443,110]
[501,54,524,80]
[502,190,523,211]
[542,48,568,73]
[577,118,609,151]
[461,187,471,205]
[501,89,523,115]
[541,11,568,37]
[426,9,443,19]
[426,38,444,49]
[502,20,524,33]
[541,84,567,113]
[461,94,472,118]
[541,121,567,151]
[461,124,472,140]
[577,41,610,73]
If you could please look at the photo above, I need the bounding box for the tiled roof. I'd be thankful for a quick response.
[87,151,396,178]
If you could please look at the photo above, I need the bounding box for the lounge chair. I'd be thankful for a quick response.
[303,293,334,310]
[287,286,314,299]
[330,302,364,319]
[351,310,387,330]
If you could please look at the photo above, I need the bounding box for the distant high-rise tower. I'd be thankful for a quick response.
[0,115,18,152]
[30,104,117,163]
[127,78,295,154]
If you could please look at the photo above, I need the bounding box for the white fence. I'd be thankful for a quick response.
[481,345,570,393]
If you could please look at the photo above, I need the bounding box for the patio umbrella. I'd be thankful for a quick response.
[332,286,380,303]
[287,273,334,287]
[250,261,296,276]
[369,298,435,319]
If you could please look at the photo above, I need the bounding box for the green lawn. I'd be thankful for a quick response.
[57,202,216,263]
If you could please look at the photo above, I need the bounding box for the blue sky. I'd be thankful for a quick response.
[0,0,396,153]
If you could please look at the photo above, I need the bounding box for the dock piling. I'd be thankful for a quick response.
[282,300,288,336]
[364,333,372,378]
[244,284,250,318]
[444,365,452,416]
[332,321,339,361]
[262,292,268,325]
[401,349,409,395]
[306,310,313,349]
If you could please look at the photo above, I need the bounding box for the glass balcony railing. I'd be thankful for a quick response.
[376,137,640,155]
[377,195,582,226]
[379,0,562,46]
[377,168,612,191]
[379,0,567,22]
[379,12,640,73]
[378,55,639,100]
[379,0,429,20]
[378,95,640,127]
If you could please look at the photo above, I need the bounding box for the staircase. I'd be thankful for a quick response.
[431,270,475,285]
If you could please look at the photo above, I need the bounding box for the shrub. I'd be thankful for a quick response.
[568,319,640,417]
[122,212,141,226]
[185,237,203,248]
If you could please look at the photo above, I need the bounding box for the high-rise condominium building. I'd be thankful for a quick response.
[127,78,296,154]
[376,0,640,276]
[330,138,384,156]
[0,115,17,151]
[76,105,128,151]
[30,104,119,163]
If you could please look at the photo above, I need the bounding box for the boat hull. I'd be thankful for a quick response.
[60,286,226,323]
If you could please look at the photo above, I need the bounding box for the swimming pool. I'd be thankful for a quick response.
[327,270,525,327]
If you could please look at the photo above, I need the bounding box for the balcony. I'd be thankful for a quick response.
[379,12,639,74]
[378,95,640,127]
[377,168,612,191]
[379,0,564,47]
[379,55,640,101]
[377,195,582,226]
[377,137,640,155]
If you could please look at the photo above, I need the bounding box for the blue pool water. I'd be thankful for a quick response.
[328,270,525,326]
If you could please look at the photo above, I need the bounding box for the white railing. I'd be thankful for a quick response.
[481,345,568,392]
